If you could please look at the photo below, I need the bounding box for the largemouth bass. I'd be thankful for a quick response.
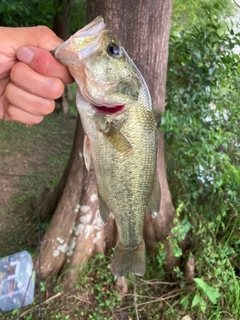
[54,16,160,278]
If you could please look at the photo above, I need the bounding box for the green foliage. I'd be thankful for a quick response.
[169,211,191,258]
[75,253,122,320]
[0,0,86,32]
[172,0,234,32]
[40,281,47,292]
[0,0,55,27]
[70,0,87,33]
[193,278,221,306]
[162,4,240,319]
[178,240,240,318]
[155,242,166,274]
[165,10,240,221]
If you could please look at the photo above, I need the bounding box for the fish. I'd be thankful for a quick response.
[53,16,160,278]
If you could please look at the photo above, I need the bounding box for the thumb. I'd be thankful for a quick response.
[16,46,72,83]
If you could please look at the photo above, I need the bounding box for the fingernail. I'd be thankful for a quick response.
[17,47,34,64]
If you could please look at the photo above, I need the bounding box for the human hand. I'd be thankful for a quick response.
[0,26,73,125]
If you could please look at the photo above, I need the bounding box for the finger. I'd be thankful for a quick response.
[17,46,73,84]
[10,62,64,100]
[0,77,9,95]
[4,25,65,53]
[5,82,55,117]
[5,104,43,125]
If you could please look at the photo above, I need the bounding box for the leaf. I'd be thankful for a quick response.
[194,278,207,291]
[193,278,221,304]
[199,299,207,313]
[105,299,111,306]
[191,293,203,307]
[205,286,221,304]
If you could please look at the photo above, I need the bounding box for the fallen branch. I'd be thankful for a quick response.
[108,305,119,320]
[134,284,139,320]
[117,290,183,312]
[64,292,91,304]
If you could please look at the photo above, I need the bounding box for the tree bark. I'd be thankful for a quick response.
[52,0,73,114]
[52,0,72,41]
[39,0,177,285]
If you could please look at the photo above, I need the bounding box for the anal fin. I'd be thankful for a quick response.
[111,241,146,278]
[147,173,161,218]
[98,193,111,225]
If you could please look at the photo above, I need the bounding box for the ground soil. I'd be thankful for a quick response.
[0,154,31,251]
[0,114,76,257]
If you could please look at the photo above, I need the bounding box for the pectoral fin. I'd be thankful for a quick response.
[83,135,91,170]
[98,192,111,225]
[95,114,131,152]
[147,174,161,218]
[103,124,132,153]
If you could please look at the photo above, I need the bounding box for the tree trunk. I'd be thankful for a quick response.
[39,0,177,285]
[52,0,72,41]
[52,0,72,114]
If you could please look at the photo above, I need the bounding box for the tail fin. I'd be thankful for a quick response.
[111,241,146,278]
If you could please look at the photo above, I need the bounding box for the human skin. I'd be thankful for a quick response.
[0,26,73,125]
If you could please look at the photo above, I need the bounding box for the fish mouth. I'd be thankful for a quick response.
[93,105,124,114]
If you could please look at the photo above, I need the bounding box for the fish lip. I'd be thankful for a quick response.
[92,104,125,115]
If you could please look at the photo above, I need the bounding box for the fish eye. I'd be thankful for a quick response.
[107,43,122,58]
